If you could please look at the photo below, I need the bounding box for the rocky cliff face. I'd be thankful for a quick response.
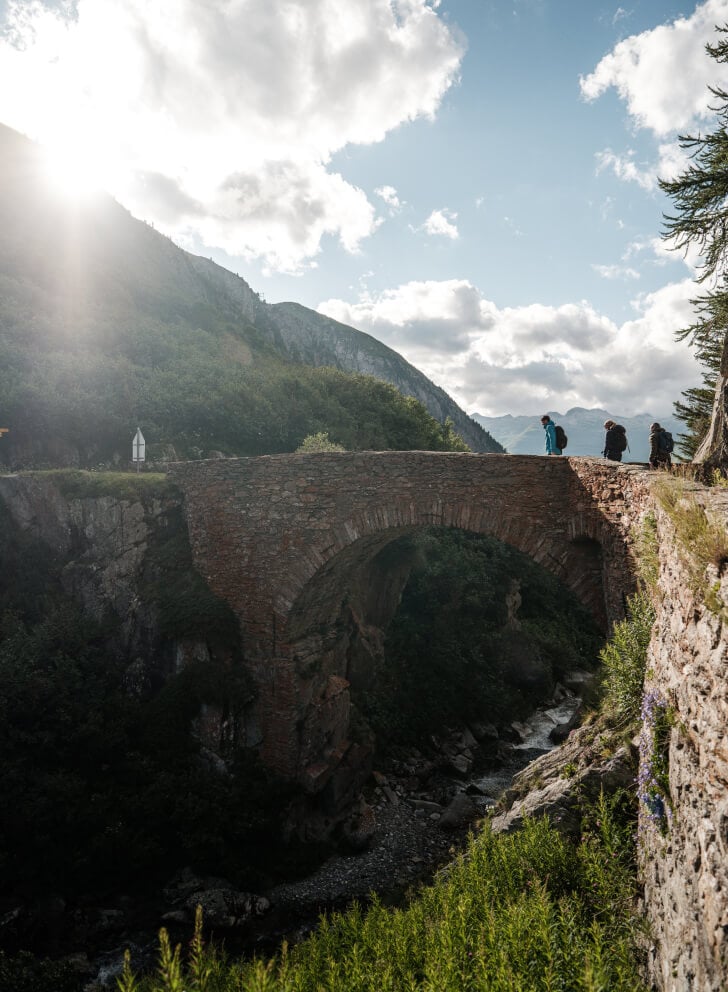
[187,258,502,454]
[0,473,241,759]
[263,302,500,453]
[638,484,728,991]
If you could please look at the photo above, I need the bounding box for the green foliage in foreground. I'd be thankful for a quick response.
[600,591,656,725]
[361,529,603,745]
[122,796,644,992]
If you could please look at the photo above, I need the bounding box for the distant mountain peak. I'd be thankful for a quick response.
[472,407,681,462]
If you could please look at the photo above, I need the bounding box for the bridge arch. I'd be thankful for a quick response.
[170,452,649,786]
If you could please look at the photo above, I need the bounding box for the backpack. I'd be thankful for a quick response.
[614,425,628,452]
[658,429,674,453]
[554,425,568,450]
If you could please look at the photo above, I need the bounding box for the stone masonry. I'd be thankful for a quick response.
[169,452,650,782]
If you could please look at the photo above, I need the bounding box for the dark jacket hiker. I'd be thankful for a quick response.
[649,422,672,469]
[603,420,628,461]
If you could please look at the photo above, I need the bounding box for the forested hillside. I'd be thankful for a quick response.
[0,123,501,467]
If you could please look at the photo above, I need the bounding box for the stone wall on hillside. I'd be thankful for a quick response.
[638,483,728,991]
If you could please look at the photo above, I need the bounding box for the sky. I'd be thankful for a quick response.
[1,0,727,420]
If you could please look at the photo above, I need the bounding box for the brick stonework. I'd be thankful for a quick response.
[169,452,652,781]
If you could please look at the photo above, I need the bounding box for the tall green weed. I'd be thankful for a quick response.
[600,592,655,724]
[124,799,644,992]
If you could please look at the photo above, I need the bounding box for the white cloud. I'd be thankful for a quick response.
[580,0,728,136]
[592,263,640,280]
[595,141,691,191]
[318,277,699,417]
[595,149,657,191]
[0,0,463,272]
[422,207,459,239]
[375,185,402,212]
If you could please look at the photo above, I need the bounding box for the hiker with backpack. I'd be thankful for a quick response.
[540,415,565,455]
[649,422,673,469]
[603,420,628,461]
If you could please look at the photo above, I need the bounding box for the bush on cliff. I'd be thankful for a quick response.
[600,591,656,724]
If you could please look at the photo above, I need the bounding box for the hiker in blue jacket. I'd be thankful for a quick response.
[540,415,561,456]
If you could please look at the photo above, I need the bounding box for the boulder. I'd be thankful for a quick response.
[448,752,473,777]
[183,888,270,929]
[491,742,635,838]
[438,793,479,831]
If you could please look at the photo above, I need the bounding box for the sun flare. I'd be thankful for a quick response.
[40,138,107,201]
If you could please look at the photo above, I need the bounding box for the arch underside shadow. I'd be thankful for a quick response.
[273,518,608,814]
[283,518,608,653]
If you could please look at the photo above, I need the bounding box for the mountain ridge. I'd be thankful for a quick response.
[472,407,682,462]
[0,121,502,465]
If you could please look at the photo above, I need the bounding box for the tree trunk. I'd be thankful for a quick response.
[693,332,728,471]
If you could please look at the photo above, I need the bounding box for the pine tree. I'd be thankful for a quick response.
[660,26,728,468]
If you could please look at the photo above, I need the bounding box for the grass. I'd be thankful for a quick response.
[652,476,728,615]
[632,512,659,594]
[27,468,176,501]
[119,796,645,992]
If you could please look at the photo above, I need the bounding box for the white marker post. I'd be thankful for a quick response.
[132,427,146,473]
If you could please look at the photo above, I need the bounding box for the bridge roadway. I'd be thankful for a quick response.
[169,452,652,789]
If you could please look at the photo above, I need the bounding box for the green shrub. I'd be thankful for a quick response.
[124,796,644,991]
[295,431,346,453]
[600,592,656,724]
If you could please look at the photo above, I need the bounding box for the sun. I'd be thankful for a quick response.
[40,137,108,201]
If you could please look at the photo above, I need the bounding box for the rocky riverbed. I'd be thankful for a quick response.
[251,679,590,951]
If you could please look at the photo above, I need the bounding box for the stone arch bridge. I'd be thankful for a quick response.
[170,452,652,795]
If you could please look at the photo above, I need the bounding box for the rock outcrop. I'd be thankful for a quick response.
[490,719,635,837]
[0,472,241,765]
